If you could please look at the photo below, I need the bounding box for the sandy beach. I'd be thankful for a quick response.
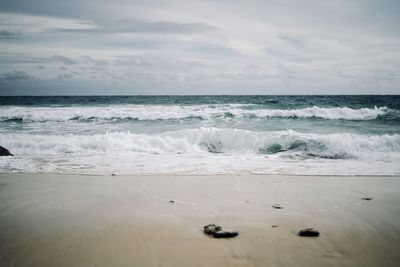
[0,173,399,267]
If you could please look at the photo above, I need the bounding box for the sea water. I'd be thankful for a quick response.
[0,95,399,175]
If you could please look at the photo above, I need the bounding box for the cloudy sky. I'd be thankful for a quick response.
[0,0,399,95]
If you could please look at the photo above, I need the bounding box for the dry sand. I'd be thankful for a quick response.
[0,173,400,267]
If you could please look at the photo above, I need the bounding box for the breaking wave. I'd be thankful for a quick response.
[243,106,389,120]
[1,128,399,159]
[1,128,399,175]
[0,105,391,122]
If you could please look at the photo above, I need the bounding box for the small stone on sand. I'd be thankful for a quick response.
[203,224,222,235]
[203,224,239,238]
[298,228,320,237]
[212,231,239,238]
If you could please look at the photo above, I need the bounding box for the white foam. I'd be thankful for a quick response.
[235,106,389,120]
[1,128,399,175]
[0,105,390,121]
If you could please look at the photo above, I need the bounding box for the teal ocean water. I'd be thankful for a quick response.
[0,95,399,175]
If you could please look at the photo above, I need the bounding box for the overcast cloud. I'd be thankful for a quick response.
[0,0,399,95]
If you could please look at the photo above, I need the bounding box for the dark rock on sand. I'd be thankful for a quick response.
[203,224,239,238]
[169,200,175,204]
[0,146,13,156]
[213,231,239,238]
[298,228,320,237]
[362,197,372,201]
[272,225,279,228]
[203,224,222,235]
[272,204,282,209]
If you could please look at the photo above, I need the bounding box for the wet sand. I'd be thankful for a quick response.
[0,173,400,267]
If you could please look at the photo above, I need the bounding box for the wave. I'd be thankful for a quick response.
[241,106,389,120]
[0,105,391,122]
[1,128,399,160]
[1,128,399,175]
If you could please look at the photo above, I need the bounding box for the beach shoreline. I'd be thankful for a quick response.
[1,173,400,267]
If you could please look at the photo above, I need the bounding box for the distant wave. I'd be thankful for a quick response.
[0,105,229,122]
[241,106,389,120]
[0,105,391,122]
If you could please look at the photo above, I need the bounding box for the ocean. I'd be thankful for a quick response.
[0,95,399,175]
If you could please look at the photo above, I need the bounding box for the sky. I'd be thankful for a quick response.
[0,0,399,95]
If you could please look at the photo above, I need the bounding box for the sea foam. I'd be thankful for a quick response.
[1,128,399,175]
[0,105,390,122]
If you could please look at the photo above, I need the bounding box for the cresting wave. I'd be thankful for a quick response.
[1,128,399,175]
[0,105,391,122]
[1,128,399,160]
